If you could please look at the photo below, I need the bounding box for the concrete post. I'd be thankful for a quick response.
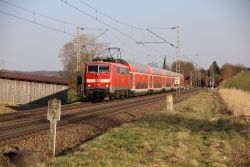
[166,94,173,112]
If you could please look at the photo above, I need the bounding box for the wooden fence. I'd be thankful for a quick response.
[0,78,68,105]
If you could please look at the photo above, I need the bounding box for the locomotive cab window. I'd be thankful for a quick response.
[88,65,98,73]
[99,65,110,72]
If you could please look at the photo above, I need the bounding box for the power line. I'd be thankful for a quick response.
[61,0,164,60]
[0,0,106,31]
[146,29,176,47]
[108,30,147,58]
[0,10,75,36]
[77,0,143,30]
[0,0,76,26]
[76,0,172,56]
[1,0,170,64]
[61,0,138,42]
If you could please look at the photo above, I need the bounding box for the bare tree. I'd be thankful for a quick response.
[59,34,104,89]
[171,61,195,79]
[221,63,246,80]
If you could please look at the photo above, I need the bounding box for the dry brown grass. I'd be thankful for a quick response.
[0,104,15,114]
[219,88,250,117]
[220,88,250,166]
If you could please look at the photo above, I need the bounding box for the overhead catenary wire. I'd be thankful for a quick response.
[108,30,147,59]
[0,2,153,63]
[76,0,172,56]
[61,0,164,56]
[61,0,138,42]
[1,0,175,65]
[77,0,143,30]
[61,0,163,62]
[0,10,75,36]
[0,0,76,26]
[0,0,106,31]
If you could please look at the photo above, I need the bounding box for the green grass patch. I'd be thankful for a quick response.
[67,89,77,103]
[50,92,247,167]
[224,71,250,91]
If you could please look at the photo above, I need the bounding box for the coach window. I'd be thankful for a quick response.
[120,67,128,74]
[99,65,109,72]
[116,67,120,73]
[88,65,98,73]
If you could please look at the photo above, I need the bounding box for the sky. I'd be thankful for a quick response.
[0,0,249,71]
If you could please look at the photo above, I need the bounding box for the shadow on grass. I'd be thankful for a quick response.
[142,112,240,135]
[58,116,127,156]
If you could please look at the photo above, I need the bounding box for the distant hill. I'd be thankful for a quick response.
[223,71,250,92]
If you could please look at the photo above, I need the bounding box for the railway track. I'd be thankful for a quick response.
[0,102,96,123]
[0,88,200,143]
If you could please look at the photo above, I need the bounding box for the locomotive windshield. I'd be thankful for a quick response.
[88,65,98,73]
[87,64,110,73]
[99,65,109,72]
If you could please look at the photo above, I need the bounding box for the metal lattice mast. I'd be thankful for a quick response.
[76,26,80,72]
[176,26,181,101]
[198,68,201,87]
[76,26,81,101]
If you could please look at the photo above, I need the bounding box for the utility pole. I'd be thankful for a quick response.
[76,26,82,101]
[204,64,207,88]
[76,26,80,72]
[190,71,192,88]
[198,68,201,88]
[175,26,181,101]
[212,69,215,90]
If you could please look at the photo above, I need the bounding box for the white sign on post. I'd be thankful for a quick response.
[166,94,173,112]
[47,98,61,158]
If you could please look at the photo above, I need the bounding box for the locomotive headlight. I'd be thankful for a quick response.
[106,84,109,87]
[88,84,90,87]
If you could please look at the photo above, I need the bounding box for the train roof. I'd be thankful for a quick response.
[90,58,183,77]
[120,59,183,77]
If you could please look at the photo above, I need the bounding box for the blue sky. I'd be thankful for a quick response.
[0,0,249,71]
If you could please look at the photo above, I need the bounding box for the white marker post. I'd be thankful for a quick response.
[166,94,173,112]
[47,98,61,158]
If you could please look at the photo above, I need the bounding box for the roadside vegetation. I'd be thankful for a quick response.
[219,89,250,117]
[67,89,77,103]
[223,71,250,92]
[219,71,250,166]
[49,91,248,167]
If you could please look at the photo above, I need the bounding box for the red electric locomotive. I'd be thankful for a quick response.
[84,58,184,100]
[84,57,184,101]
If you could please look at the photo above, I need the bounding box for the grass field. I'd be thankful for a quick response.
[49,92,248,167]
[223,71,250,92]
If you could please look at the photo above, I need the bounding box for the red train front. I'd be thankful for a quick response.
[85,58,130,100]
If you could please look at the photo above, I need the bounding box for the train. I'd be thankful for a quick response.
[84,57,184,101]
